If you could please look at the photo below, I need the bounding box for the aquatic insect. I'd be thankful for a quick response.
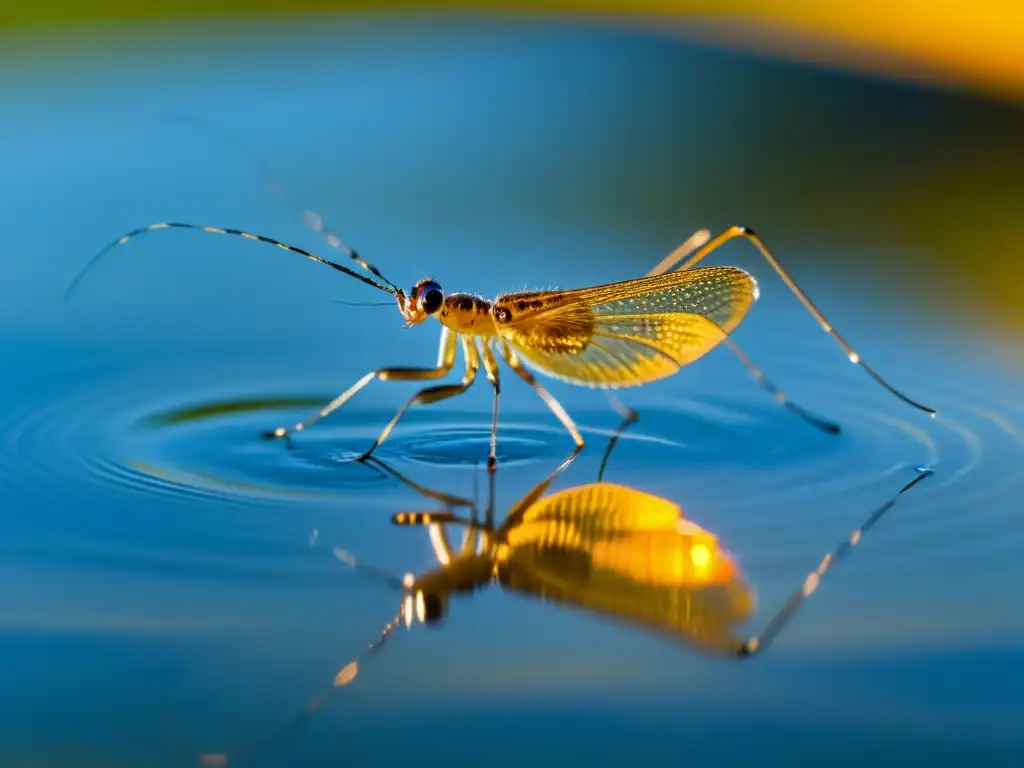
[186,456,931,764]
[65,215,937,471]
[335,457,932,671]
[65,120,935,471]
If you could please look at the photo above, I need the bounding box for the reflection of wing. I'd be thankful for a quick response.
[493,267,756,388]
[496,483,754,655]
[503,482,683,537]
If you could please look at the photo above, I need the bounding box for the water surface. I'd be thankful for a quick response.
[2,16,1023,767]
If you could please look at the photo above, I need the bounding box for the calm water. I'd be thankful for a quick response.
[2,16,1023,767]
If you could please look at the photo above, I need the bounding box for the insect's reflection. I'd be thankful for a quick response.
[338,456,931,672]
[191,455,930,766]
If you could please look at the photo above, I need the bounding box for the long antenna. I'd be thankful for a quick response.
[64,222,399,300]
[190,603,406,767]
[331,547,409,592]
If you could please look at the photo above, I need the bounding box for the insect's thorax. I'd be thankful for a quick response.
[438,293,496,336]
[416,554,496,596]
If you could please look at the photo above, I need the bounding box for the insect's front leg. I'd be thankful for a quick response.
[358,336,480,461]
[264,327,459,442]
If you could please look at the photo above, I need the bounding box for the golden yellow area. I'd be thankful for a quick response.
[495,268,755,388]
[690,542,711,569]
[665,2,1024,103]
[3,2,1023,102]
[588,528,738,588]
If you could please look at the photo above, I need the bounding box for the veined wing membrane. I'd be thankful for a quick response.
[493,267,757,388]
[496,484,753,655]
[500,482,683,539]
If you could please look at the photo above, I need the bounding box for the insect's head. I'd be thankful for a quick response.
[401,588,449,627]
[397,278,444,326]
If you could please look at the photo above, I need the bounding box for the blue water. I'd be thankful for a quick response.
[2,16,1023,767]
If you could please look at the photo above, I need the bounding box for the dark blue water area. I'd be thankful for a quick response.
[2,15,1024,767]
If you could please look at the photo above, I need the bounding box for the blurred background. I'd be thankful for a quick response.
[3,2,1024,340]
[1,3,1023,767]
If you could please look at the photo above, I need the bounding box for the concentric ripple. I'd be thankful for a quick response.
[2,336,1022,585]
[129,394,586,498]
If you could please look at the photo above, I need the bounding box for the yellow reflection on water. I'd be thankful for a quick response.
[331,453,929,662]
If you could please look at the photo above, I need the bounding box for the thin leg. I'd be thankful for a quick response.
[265,327,458,441]
[498,444,586,534]
[497,341,585,450]
[194,552,409,766]
[723,335,841,434]
[480,341,502,473]
[396,512,490,563]
[484,467,496,530]
[597,392,639,482]
[457,490,484,558]
[428,519,461,567]
[666,225,936,417]
[367,456,478,513]
[359,337,479,461]
[370,455,496,551]
[737,467,934,657]
[644,228,713,278]
[211,449,593,765]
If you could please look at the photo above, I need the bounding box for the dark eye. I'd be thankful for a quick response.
[422,288,443,314]
[422,592,447,624]
[495,306,512,322]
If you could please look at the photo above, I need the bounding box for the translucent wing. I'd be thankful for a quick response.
[496,483,754,655]
[501,482,681,536]
[493,267,757,388]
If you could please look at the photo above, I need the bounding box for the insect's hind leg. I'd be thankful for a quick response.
[358,337,480,462]
[666,225,936,417]
[644,228,712,278]
[596,392,639,482]
[735,467,933,657]
[723,336,840,435]
[265,328,458,442]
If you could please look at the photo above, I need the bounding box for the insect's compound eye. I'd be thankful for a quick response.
[494,306,512,323]
[422,288,443,314]
[416,591,447,624]
[416,281,444,314]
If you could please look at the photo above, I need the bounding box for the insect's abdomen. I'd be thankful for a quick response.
[439,293,496,336]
